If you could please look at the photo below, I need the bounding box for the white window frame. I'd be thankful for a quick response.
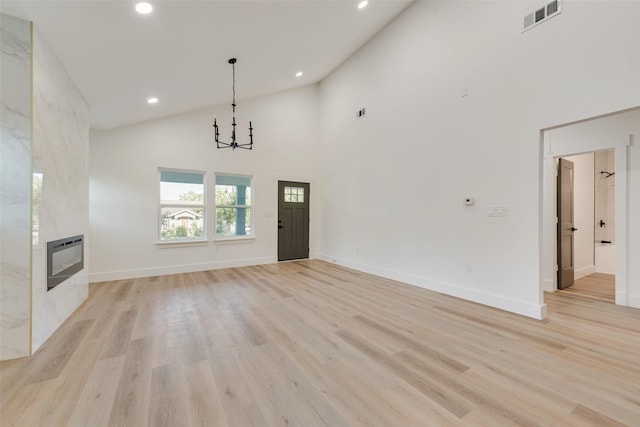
[158,168,207,244]
[214,173,254,241]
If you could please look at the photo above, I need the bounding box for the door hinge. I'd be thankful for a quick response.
[555,264,558,272]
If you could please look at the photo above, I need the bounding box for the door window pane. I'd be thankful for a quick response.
[284,186,304,203]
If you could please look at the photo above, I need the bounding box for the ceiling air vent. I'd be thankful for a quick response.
[523,0,561,32]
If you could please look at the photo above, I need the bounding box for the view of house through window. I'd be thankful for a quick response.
[159,169,205,241]
[215,174,252,238]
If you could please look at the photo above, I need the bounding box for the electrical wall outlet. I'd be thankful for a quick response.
[356,108,366,119]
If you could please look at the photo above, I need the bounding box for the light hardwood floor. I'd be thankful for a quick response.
[558,273,616,304]
[2,260,639,426]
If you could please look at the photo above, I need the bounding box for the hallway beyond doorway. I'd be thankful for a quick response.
[556,273,615,304]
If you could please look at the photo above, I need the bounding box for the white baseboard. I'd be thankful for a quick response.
[89,256,276,283]
[574,265,596,279]
[317,254,546,320]
[543,278,555,292]
[624,292,640,309]
[90,253,549,319]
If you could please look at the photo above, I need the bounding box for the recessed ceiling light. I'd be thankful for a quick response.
[135,2,153,14]
[358,1,368,9]
[147,97,158,104]
[295,71,303,77]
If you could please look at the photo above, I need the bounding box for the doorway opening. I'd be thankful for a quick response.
[541,107,638,310]
[555,151,615,303]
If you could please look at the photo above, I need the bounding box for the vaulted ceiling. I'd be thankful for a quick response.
[3,0,412,129]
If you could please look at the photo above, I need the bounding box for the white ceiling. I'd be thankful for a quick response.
[2,0,413,129]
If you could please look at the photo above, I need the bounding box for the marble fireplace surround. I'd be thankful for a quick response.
[0,13,90,360]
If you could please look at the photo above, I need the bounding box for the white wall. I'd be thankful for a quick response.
[31,28,90,352]
[562,153,595,279]
[0,14,32,360]
[317,1,640,318]
[89,85,320,281]
[89,1,640,318]
[543,108,640,308]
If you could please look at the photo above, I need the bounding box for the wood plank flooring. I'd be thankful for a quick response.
[1,260,639,426]
[558,273,615,304]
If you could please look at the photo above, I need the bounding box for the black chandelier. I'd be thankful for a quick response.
[214,58,254,150]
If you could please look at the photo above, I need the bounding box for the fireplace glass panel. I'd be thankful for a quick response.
[47,235,84,291]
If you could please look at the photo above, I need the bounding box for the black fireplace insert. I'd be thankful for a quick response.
[47,235,84,291]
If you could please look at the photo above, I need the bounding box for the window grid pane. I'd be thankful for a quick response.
[160,181,204,205]
[159,169,205,241]
[160,207,204,240]
[216,207,251,237]
[284,186,304,203]
[215,174,253,238]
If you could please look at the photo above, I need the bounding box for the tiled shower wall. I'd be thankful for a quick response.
[595,150,615,244]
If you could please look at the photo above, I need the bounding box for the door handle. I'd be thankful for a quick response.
[571,227,578,232]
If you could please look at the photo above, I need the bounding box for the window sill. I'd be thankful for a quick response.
[156,239,208,248]
[213,236,255,244]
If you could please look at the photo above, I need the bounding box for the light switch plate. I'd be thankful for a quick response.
[488,206,509,217]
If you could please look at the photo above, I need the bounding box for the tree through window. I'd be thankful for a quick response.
[215,174,252,239]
